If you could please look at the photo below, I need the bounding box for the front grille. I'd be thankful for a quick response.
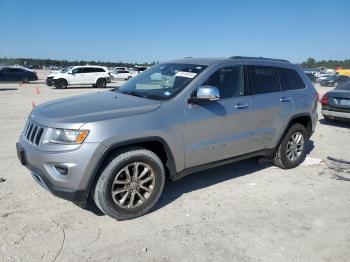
[23,120,45,145]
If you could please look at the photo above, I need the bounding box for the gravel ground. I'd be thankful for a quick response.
[0,80,349,262]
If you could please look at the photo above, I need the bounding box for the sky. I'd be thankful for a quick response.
[0,0,349,63]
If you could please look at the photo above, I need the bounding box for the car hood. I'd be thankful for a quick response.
[31,91,161,129]
[52,73,68,79]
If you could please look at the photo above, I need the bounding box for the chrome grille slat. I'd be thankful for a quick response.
[23,120,45,146]
[35,128,44,145]
[26,124,34,139]
[30,126,38,142]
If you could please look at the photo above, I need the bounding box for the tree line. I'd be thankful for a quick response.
[1,57,349,69]
[0,57,157,69]
[301,58,350,69]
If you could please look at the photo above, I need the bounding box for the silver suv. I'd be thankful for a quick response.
[16,57,318,220]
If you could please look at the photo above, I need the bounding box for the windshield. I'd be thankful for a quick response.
[61,68,70,73]
[116,63,207,100]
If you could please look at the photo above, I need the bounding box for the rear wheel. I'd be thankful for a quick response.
[273,123,307,169]
[93,148,165,220]
[96,78,107,88]
[21,77,29,84]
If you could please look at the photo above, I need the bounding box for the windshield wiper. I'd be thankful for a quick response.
[118,90,162,100]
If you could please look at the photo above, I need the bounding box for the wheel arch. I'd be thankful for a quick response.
[277,113,313,147]
[56,78,69,85]
[86,137,176,196]
[95,77,108,84]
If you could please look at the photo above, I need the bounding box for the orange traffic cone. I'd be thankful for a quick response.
[32,101,36,108]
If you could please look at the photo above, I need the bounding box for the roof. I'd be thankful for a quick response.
[72,65,107,68]
[167,56,291,66]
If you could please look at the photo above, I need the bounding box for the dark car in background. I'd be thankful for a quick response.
[306,72,316,83]
[0,67,38,83]
[321,81,350,122]
[319,74,350,87]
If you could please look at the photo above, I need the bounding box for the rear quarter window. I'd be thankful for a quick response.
[278,68,306,91]
[94,68,105,72]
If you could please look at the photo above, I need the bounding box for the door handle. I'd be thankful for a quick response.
[234,103,249,109]
[280,97,291,102]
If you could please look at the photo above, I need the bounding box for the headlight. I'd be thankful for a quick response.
[49,129,89,144]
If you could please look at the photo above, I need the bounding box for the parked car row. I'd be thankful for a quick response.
[304,67,350,87]
[319,74,350,87]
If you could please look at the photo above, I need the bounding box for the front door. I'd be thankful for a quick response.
[184,65,253,168]
[69,67,85,85]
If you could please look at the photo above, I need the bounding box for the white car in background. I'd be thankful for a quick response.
[111,69,133,80]
[113,67,128,71]
[316,74,335,83]
[51,65,111,88]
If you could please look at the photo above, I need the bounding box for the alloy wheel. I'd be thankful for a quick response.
[111,162,155,209]
[286,131,304,161]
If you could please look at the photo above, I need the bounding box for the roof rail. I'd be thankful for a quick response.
[230,56,290,63]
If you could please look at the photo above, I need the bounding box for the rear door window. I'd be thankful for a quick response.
[247,66,280,95]
[277,68,305,91]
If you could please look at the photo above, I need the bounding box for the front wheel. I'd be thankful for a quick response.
[93,148,165,220]
[57,79,68,89]
[273,123,308,169]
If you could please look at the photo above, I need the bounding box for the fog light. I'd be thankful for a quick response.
[54,165,68,176]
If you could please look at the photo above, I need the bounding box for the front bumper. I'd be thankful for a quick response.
[322,109,350,121]
[46,77,53,86]
[16,137,106,207]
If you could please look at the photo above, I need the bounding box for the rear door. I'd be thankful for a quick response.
[84,67,97,84]
[246,65,293,152]
[277,67,308,116]
[184,64,254,168]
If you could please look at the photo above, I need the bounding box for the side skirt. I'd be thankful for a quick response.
[172,149,274,181]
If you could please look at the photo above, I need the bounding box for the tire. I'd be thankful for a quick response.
[273,123,308,169]
[57,79,68,89]
[96,78,107,88]
[323,115,332,122]
[127,76,132,80]
[21,78,29,84]
[93,148,165,220]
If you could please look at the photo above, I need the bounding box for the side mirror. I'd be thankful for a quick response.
[189,85,220,103]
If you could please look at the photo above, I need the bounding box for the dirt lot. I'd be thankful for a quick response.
[0,78,349,262]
